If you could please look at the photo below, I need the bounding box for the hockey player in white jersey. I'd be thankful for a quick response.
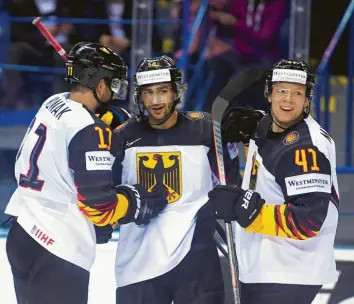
[111,55,242,304]
[208,59,339,303]
[4,42,167,304]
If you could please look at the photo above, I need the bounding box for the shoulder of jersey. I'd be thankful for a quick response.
[303,115,334,146]
[279,117,334,164]
[281,117,329,149]
[41,93,97,130]
[113,116,138,134]
[253,114,272,142]
[181,111,211,121]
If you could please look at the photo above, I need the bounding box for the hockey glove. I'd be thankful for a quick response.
[208,185,264,228]
[116,184,168,225]
[94,224,113,244]
[96,106,131,129]
[221,107,266,145]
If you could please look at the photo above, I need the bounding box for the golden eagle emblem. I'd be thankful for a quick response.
[136,152,182,204]
[283,131,299,145]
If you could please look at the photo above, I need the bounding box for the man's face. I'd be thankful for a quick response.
[270,82,309,129]
[140,82,176,124]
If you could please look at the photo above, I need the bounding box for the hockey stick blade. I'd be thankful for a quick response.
[211,66,264,185]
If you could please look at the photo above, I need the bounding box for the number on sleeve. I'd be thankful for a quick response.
[19,123,47,191]
[94,126,112,150]
[16,117,36,161]
[249,152,260,190]
[295,148,320,173]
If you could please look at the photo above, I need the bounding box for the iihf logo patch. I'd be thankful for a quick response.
[31,225,37,234]
[283,131,299,145]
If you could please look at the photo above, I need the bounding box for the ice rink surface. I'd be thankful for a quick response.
[0,238,118,304]
[1,236,354,304]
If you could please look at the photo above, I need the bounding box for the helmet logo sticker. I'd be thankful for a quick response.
[100,47,110,54]
[148,61,158,67]
[67,66,73,76]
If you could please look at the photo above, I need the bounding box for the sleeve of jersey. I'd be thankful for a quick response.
[68,124,128,226]
[245,144,333,240]
[208,141,242,187]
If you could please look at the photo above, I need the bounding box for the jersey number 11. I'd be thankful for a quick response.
[18,118,47,191]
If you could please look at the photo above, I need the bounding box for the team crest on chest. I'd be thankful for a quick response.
[186,111,204,120]
[136,152,182,203]
[283,131,299,145]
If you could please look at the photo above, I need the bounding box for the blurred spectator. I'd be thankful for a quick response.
[173,0,288,112]
[204,0,288,112]
[0,0,72,109]
[100,0,130,55]
[66,0,126,49]
[174,0,206,61]
[52,0,131,95]
[66,0,163,68]
[121,0,163,60]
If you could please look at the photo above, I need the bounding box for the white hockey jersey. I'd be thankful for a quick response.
[234,115,339,285]
[111,112,241,287]
[5,93,119,271]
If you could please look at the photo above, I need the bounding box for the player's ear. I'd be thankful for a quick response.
[304,98,309,108]
[97,78,106,91]
[95,79,107,99]
[268,97,272,104]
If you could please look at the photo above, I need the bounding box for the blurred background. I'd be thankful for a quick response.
[0,0,353,303]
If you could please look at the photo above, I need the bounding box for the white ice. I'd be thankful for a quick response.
[1,238,354,303]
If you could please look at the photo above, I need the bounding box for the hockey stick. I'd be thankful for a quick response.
[211,66,264,304]
[216,221,227,243]
[215,221,229,260]
[215,238,229,260]
[32,17,68,61]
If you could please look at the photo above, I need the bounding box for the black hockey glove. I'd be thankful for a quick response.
[96,106,131,129]
[221,107,266,145]
[116,184,168,225]
[94,224,113,244]
[208,185,265,228]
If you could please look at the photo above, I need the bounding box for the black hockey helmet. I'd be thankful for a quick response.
[134,55,182,86]
[65,42,128,101]
[133,55,185,123]
[264,59,315,116]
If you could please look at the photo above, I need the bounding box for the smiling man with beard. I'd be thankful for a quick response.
[208,59,339,304]
[110,55,241,304]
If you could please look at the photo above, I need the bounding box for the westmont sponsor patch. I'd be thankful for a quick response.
[285,173,331,196]
[85,151,112,171]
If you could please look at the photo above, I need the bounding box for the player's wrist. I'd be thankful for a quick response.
[115,184,140,224]
[111,193,129,223]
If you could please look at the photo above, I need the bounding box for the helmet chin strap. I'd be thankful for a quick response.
[270,112,304,132]
[271,118,288,131]
[93,89,114,114]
